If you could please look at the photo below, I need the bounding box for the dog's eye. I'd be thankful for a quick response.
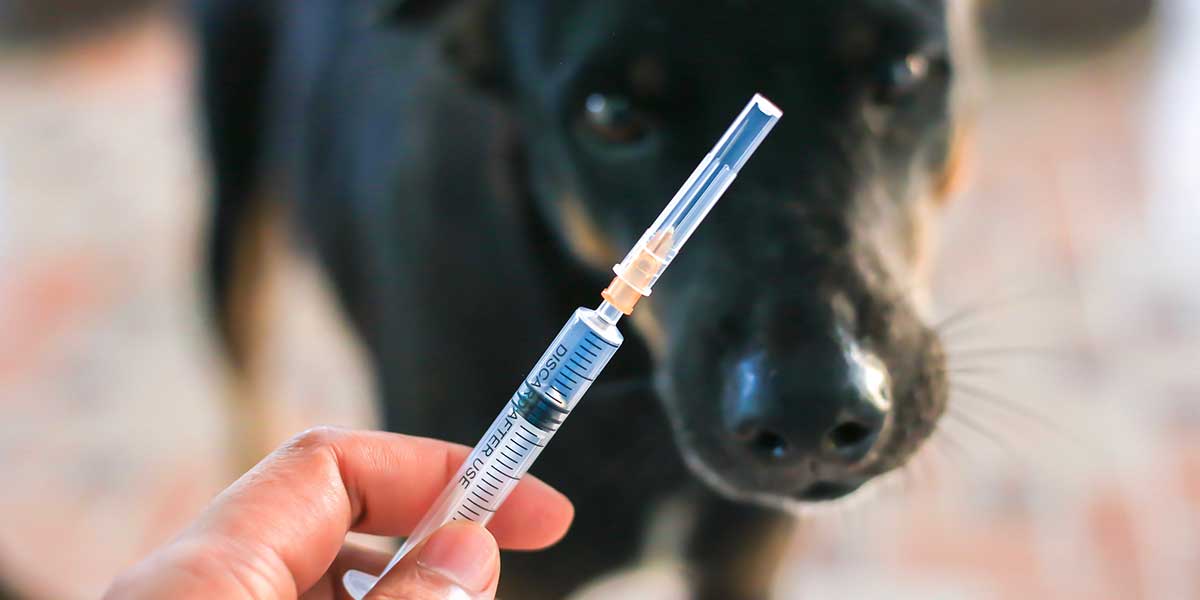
[580,93,652,145]
[872,52,947,104]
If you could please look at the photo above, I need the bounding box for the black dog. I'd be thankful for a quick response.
[198,0,970,597]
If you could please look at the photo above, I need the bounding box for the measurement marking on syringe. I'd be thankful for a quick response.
[483,472,504,487]
[514,432,542,448]
[492,467,519,480]
[510,438,531,452]
[585,332,619,349]
[554,376,576,392]
[579,345,599,359]
[583,338,604,352]
[496,455,517,471]
[500,448,522,463]
[564,361,591,381]
[558,370,579,385]
[518,425,546,444]
[465,497,495,513]
[511,436,540,451]
[461,504,481,518]
[471,489,493,503]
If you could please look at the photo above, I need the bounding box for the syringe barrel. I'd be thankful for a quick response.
[344,308,622,599]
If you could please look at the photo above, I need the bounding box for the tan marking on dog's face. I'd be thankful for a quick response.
[558,192,622,270]
[908,195,940,312]
[631,303,667,360]
[940,0,981,205]
[557,192,672,357]
[934,121,974,203]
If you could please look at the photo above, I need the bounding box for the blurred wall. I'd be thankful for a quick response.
[980,0,1154,55]
[0,0,165,41]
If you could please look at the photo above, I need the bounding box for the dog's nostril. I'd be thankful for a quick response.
[821,417,881,464]
[828,421,872,450]
[750,429,789,459]
[800,480,862,501]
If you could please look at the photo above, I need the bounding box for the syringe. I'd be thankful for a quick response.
[344,94,781,599]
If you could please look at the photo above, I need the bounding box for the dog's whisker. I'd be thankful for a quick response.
[951,380,1062,432]
[944,409,1023,461]
[904,445,943,497]
[917,446,940,488]
[931,286,1074,335]
[930,426,974,470]
[896,459,921,498]
[925,441,950,475]
[944,344,1074,361]
[932,306,997,336]
[933,365,1001,377]
[924,431,971,489]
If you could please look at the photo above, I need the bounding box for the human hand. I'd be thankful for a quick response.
[104,427,574,599]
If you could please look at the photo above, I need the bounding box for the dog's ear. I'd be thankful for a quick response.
[440,0,506,92]
[371,0,506,93]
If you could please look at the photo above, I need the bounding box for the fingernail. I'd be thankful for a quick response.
[416,522,498,593]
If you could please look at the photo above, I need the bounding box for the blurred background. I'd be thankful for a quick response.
[1,0,1197,598]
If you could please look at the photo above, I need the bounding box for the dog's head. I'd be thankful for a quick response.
[384,0,970,509]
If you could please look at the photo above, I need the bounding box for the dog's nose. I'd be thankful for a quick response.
[723,347,891,468]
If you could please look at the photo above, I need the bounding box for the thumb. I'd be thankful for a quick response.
[365,522,500,600]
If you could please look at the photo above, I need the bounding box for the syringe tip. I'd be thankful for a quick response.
[713,94,783,175]
[751,93,783,119]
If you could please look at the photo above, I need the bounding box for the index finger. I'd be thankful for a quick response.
[187,427,573,595]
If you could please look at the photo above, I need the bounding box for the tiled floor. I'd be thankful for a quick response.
[1,11,1197,600]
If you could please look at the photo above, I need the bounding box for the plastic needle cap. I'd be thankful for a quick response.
[602,94,782,314]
